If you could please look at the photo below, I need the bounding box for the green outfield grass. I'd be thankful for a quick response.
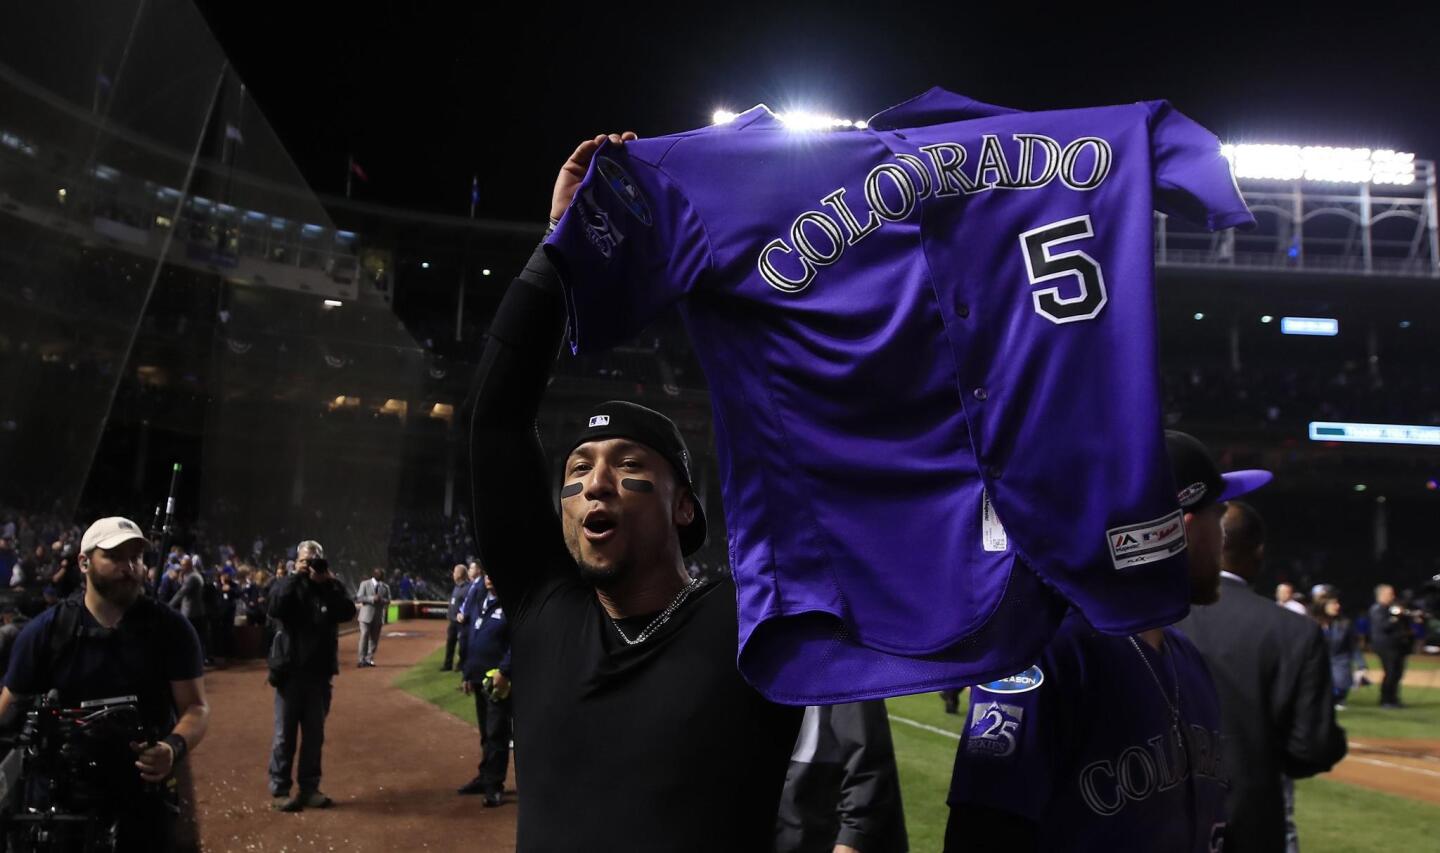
[1292,777,1440,852]
[396,651,1439,851]
[393,646,478,726]
[1333,683,1439,740]
[1362,651,1439,671]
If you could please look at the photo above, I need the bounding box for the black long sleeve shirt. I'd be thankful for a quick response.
[469,246,801,852]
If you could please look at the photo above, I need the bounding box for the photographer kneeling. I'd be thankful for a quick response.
[0,517,209,852]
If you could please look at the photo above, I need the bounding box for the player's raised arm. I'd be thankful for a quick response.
[467,134,636,611]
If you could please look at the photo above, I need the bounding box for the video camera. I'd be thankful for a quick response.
[0,692,158,852]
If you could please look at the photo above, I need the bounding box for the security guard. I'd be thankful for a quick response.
[455,570,511,806]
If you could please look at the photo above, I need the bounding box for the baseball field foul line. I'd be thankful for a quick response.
[1346,757,1440,780]
[891,714,962,740]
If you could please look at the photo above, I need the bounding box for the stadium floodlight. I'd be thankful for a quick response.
[1220,143,1416,186]
[1399,320,1412,329]
[1281,317,1338,336]
[1310,421,1440,447]
[482,269,492,276]
[420,261,430,269]
[1260,315,1274,324]
[712,107,868,131]
[1354,484,1368,492]
[1193,312,1205,320]
[323,299,343,308]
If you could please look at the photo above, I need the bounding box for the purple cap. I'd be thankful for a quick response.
[1219,470,1273,503]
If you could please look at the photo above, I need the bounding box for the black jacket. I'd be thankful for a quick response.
[1177,575,1347,853]
[775,701,908,853]
[1368,602,1413,655]
[267,573,357,680]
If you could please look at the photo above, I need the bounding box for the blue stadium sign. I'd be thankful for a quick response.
[1281,317,1339,336]
[1309,422,1440,447]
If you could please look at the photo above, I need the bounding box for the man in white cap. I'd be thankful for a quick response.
[0,516,209,851]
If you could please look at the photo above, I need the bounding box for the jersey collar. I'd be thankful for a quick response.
[867,86,1018,130]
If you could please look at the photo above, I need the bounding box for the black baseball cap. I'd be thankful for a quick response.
[564,401,708,556]
[1165,430,1273,510]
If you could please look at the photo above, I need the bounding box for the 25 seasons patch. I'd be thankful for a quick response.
[965,700,1024,758]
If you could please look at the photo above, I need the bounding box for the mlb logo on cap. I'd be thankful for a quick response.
[589,415,611,428]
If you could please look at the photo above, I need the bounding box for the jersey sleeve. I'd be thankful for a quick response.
[946,664,1065,822]
[1145,100,1256,231]
[544,140,712,354]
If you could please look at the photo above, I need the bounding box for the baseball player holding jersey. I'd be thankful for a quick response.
[546,88,1255,704]
[945,432,1272,852]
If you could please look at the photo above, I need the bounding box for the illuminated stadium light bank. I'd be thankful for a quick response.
[1309,422,1440,447]
[712,109,868,130]
[1220,144,1416,186]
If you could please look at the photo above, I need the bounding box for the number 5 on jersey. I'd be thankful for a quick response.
[1020,214,1107,324]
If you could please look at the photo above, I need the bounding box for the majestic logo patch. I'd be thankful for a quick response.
[1107,510,1187,571]
[597,157,652,226]
[1177,481,1208,508]
[588,415,611,428]
[965,700,1024,758]
[979,665,1045,694]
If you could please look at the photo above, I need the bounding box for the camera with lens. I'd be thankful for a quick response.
[0,692,156,852]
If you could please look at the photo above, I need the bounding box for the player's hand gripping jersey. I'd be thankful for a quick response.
[546,88,1254,704]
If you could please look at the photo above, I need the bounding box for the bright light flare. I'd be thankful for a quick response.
[1221,143,1416,186]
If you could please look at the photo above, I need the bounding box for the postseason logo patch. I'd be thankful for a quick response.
[596,157,653,226]
[979,665,1045,694]
[1177,481,1208,508]
[965,700,1024,758]
[1107,510,1187,571]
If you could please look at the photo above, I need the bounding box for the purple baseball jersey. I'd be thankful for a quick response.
[546,87,1254,703]
[948,611,1228,852]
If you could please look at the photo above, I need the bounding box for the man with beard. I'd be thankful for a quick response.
[468,132,801,851]
[0,516,209,852]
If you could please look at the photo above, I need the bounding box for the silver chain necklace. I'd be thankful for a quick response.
[610,578,703,646]
[1127,635,1186,755]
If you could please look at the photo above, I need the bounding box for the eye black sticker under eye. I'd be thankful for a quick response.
[621,478,655,493]
[560,482,583,499]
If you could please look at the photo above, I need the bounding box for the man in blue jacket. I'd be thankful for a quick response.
[456,569,511,806]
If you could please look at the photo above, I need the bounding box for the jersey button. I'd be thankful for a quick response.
[986,465,1004,479]
[955,301,970,319]
[972,388,988,401]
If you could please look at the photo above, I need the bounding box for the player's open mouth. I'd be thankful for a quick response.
[583,512,617,543]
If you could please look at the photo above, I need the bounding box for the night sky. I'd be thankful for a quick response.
[193,1,1440,219]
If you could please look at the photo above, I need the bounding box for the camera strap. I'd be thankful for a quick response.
[46,600,170,724]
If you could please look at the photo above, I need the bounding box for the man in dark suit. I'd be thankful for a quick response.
[1178,501,1347,852]
[1368,584,1420,708]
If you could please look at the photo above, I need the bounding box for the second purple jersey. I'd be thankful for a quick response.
[546,88,1254,704]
